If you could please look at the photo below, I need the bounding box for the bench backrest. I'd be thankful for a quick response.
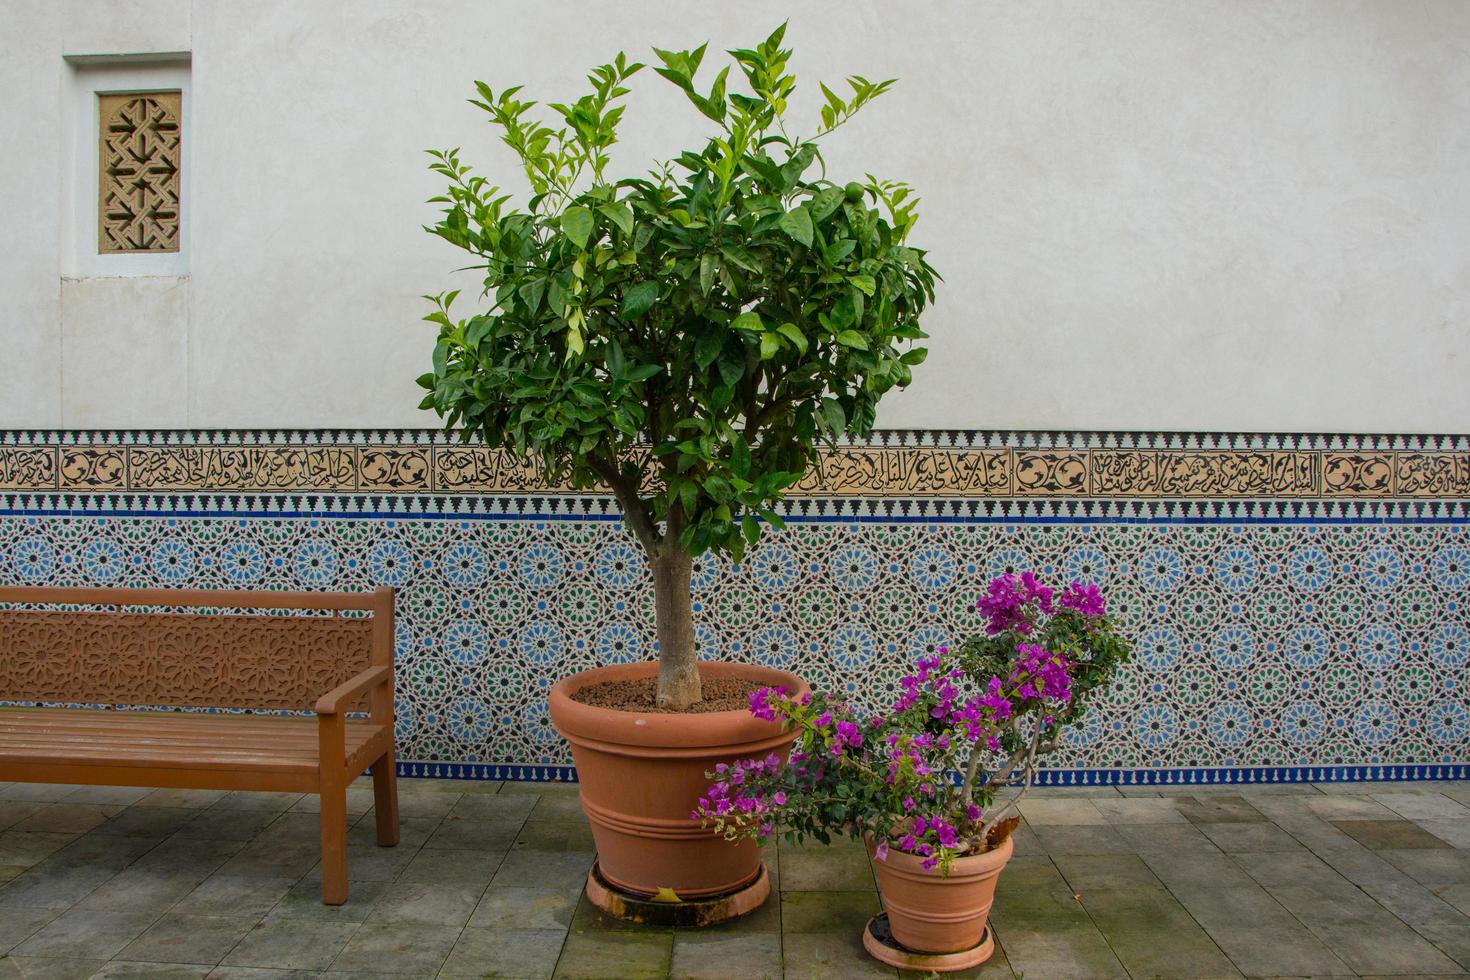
[0,587,393,712]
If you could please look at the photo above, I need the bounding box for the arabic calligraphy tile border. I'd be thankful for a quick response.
[3,443,1467,498]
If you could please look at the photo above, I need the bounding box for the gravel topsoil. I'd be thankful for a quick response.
[569,676,765,714]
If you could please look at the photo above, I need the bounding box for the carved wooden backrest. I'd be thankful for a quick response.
[0,588,390,712]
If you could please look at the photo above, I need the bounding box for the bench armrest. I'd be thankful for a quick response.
[315,665,392,715]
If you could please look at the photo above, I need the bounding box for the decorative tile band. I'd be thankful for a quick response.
[2,444,1467,498]
[391,761,1470,785]
[2,428,1466,785]
[5,429,1468,452]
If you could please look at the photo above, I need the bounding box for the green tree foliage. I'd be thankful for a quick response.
[420,25,937,707]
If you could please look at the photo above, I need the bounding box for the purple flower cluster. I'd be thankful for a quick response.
[693,751,786,836]
[1059,581,1106,617]
[975,572,1054,635]
[978,573,1108,635]
[1012,643,1072,702]
[897,814,963,871]
[748,685,783,721]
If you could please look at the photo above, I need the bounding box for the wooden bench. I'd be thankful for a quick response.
[0,585,399,905]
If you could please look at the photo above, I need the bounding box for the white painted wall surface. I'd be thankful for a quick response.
[2,0,1468,432]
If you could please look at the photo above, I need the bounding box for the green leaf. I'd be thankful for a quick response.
[849,273,876,297]
[831,293,858,329]
[759,331,780,360]
[621,281,659,318]
[432,340,449,378]
[776,322,808,354]
[825,239,856,264]
[676,478,697,516]
[466,315,494,347]
[560,206,594,249]
[716,344,744,387]
[809,186,843,223]
[742,515,760,546]
[695,328,724,370]
[718,244,760,273]
[821,397,846,432]
[598,202,634,237]
[778,206,813,247]
[604,338,626,379]
[517,278,546,314]
[729,436,751,478]
[705,474,733,504]
[900,347,928,366]
[835,330,869,350]
[699,252,718,295]
[730,311,763,333]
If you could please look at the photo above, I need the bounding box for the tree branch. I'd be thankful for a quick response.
[591,457,661,555]
[965,716,1026,803]
[981,721,1045,842]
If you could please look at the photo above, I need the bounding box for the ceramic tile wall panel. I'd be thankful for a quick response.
[1,429,1467,785]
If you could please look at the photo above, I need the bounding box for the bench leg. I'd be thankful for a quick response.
[373,749,400,847]
[320,786,349,906]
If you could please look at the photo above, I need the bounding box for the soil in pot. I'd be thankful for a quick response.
[570,675,763,713]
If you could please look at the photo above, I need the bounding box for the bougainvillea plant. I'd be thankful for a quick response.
[695,572,1131,872]
[418,24,938,708]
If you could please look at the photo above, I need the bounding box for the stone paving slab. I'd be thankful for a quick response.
[0,777,1465,977]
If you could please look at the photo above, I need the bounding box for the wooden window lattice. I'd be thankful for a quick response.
[98,91,181,253]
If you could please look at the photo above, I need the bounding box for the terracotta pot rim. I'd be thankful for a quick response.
[868,832,1014,878]
[549,660,809,750]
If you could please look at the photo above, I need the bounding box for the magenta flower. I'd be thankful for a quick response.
[1059,581,1105,617]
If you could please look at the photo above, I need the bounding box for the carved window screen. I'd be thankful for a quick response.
[98,91,182,253]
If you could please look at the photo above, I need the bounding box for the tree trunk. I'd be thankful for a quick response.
[651,549,701,710]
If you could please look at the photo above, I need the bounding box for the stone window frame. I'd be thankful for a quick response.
[63,56,191,278]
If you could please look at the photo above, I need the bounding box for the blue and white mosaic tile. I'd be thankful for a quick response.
[2,509,1466,776]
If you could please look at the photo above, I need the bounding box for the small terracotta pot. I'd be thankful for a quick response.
[549,660,808,899]
[868,834,1014,954]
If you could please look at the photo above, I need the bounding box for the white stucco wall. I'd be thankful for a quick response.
[2,0,1468,432]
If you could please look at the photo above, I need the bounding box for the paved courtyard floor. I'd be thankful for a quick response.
[1,776,1468,979]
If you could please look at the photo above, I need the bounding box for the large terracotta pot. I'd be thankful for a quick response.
[549,660,808,899]
[869,834,1013,954]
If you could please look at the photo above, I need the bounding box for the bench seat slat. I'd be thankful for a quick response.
[0,711,330,729]
[0,709,385,773]
[0,713,351,745]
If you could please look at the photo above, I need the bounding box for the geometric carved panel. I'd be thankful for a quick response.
[98,91,181,253]
[0,610,371,711]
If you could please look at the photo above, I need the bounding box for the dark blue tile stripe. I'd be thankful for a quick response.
[398,761,1469,785]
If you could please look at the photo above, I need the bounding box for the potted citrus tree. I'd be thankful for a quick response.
[419,24,937,911]
[699,573,1131,969]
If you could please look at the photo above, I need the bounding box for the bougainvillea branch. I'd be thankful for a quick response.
[695,572,1131,873]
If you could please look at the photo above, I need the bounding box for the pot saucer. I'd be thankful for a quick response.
[585,860,771,927]
[863,913,995,972]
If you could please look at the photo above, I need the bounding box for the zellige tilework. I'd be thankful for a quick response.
[1,429,1466,783]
